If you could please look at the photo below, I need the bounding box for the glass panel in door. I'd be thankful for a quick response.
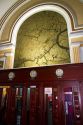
[44,87,53,125]
[64,87,74,125]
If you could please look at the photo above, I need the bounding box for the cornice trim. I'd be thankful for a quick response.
[10,3,73,46]
[0,42,15,50]
[0,1,83,31]
[0,2,83,44]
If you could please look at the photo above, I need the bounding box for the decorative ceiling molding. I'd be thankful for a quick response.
[0,0,83,31]
[10,3,74,51]
[0,0,28,30]
[0,42,15,50]
[0,1,83,44]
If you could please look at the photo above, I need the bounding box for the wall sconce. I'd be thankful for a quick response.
[8,72,15,80]
[55,68,64,78]
[30,70,37,79]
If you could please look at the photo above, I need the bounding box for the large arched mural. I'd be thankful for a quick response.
[14,11,70,68]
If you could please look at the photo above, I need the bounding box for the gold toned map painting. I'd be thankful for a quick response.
[14,11,70,68]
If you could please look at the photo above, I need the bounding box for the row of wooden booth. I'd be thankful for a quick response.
[0,63,83,125]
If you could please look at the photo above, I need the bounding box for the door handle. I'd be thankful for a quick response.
[76,114,80,119]
[65,102,68,115]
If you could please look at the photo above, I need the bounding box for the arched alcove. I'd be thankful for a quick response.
[14,10,70,68]
[9,3,74,68]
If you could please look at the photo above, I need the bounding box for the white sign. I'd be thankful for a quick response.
[45,88,52,94]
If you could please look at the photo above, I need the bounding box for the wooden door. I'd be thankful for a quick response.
[52,81,82,125]
[79,81,83,125]
[62,81,81,125]
[0,88,3,107]
[0,88,3,124]
[29,85,44,125]
[52,85,61,125]
[6,87,16,125]
[28,82,82,125]
[44,87,52,125]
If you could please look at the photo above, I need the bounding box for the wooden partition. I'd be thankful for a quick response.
[0,63,83,125]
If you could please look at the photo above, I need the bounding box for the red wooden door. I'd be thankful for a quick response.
[29,86,37,125]
[6,87,16,125]
[52,81,82,125]
[21,87,27,125]
[0,82,81,125]
[28,81,82,125]
[0,88,3,108]
[29,85,44,125]
[0,88,3,124]
[62,81,81,125]
[52,85,61,125]
[36,85,44,125]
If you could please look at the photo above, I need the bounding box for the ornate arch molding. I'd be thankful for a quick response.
[0,2,78,44]
[0,1,83,31]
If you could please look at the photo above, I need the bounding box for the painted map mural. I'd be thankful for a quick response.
[14,11,70,68]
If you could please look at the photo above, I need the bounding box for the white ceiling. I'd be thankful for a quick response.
[0,0,18,18]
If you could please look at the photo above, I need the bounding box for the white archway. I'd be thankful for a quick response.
[11,3,73,66]
[11,4,73,46]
